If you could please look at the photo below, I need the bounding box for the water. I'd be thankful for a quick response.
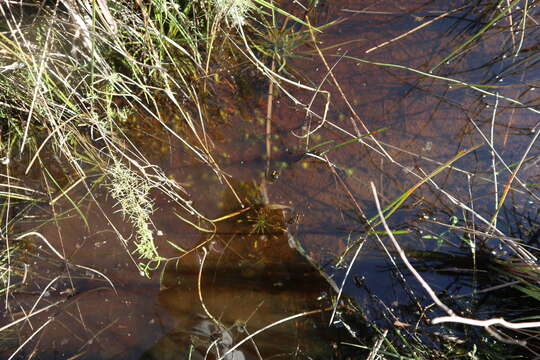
[4,1,540,358]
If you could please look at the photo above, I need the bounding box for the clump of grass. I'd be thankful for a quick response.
[0,0,230,278]
[247,206,287,236]
[0,0,339,357]
[214,0,254,27]
[107,162,161,275]
[0,0,321,279]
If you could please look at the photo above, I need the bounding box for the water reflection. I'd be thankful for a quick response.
[142,180,353,359]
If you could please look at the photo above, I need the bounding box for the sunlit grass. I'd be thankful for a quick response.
[0,0,324,356]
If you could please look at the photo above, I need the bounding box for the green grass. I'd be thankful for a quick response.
[0,0,318,277]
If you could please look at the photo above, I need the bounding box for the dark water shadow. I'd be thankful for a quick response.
[141,180,361,360]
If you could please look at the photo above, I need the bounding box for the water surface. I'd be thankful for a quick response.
[4,0,540,358]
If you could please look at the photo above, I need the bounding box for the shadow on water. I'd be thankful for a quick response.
[141,181,360,360]
[3,178,363,359]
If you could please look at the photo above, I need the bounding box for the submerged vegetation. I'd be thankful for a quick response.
[1,0,540,358]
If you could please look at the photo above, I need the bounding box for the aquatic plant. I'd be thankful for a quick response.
[3,0,538,358]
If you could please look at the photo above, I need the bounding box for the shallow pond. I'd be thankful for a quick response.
[3,0,540,358]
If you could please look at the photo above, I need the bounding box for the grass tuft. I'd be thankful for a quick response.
[214,0,254,27]
[107,161,161,275]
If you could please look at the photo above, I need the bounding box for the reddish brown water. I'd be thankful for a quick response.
[4,1,540,358]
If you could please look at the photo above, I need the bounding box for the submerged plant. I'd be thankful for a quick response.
[247,206,286,235]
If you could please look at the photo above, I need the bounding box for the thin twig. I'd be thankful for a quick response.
[8,317,54,360]
[365,6,465,54]
[265,58,275,178]
[432,316,540,329]
[515,0,529,56]
[0,302,62,333]
[218,308,326,360]
[329,238,365,325]
[370,182,455,316]
[490,93,500,226]
[367,329,388,360]
[198,247,221,327]
[370,182,540,343]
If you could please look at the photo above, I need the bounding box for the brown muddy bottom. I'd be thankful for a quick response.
[4,0,540,358]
